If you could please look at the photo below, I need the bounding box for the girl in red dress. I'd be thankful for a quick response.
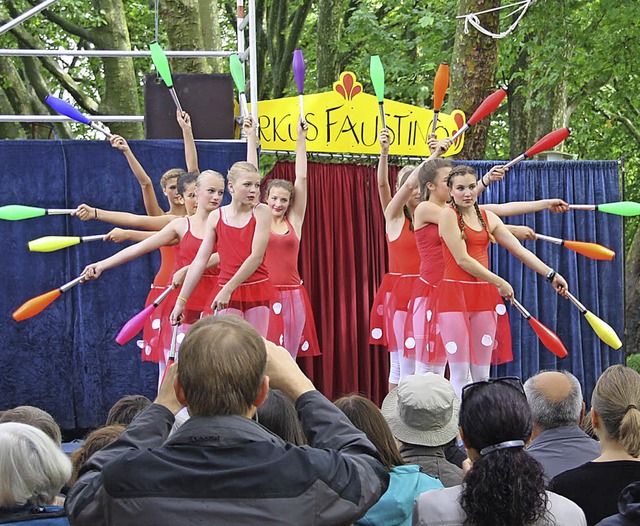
[81,171,225,383]
[369,130,453,389]
[431,165,569,397]
[405,161,570,373]
[256,119,321,358]
[171,162,282,341]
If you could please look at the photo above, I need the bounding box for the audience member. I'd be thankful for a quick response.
[550,365,640,525]
[65,315,389,525]
[381,373,464,487]
[105,395,152,426]
[257,388,306,445]
[0,405,62,446]
[0,422,72,524]
[596,481,640,525]
[581,410,598,441]
[413,377,586,525]
[68,425,126,486]
[524,370,600,479]
[335,394,443,526]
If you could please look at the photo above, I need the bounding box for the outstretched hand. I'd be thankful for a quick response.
[379,129,390,155]
[547,199,570,213]
[72,204,96,221]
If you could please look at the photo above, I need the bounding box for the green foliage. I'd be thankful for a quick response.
[627,354,640,374]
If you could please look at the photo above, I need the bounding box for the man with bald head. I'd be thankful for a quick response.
[523,370,600,480]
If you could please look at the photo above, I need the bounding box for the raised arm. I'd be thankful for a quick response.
[212,204,271,310]
[178,110,199,174]
[111,135,166,216]
[482,198,570,217]
[73,204,176,231]
[377,129,392,212]
[244,116,259,169]
[439,206,513,299]
[288,118,309,234]
[170,210,219,324]
[82,219,183,280]
[414,200,445,229]
[488,210,568,295]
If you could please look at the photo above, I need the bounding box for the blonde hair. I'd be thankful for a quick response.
[0,422,72,507]
[228,161,258,183]
[592,364,640,457]
[197,170,225,189]
[446,165,495,243]
[160,168,186,189]
[178,315,267,416]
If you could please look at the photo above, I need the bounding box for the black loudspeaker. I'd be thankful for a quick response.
[144,73,236,139]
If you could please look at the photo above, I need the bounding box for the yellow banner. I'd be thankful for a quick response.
[251,71,466,157]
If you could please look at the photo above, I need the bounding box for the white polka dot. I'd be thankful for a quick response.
[435,324,441,335]
[151,318,161,329]
[495,304,507,315]
[136,340,144,349]
[376,305,384,316]
[272,302,282,315]
[445,341,458,354]
[177,333,186,344]
[426,310,433,322]
[481,334,493,347]
[279,334,284,345]
[144,345,152,356]
[301,341,309,351]
[405,337,416,349]
[371,328,383,340]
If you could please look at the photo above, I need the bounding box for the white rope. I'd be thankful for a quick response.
[456,0,535,39]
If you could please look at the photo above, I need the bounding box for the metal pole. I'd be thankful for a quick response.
[248,0,258,127]
[0,0,63,36]
[0,49,233,58]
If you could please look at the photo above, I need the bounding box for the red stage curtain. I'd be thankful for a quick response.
[264,160,399,405]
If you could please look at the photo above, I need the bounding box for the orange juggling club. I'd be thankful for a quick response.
[13,275,85,321]
[431,63,449,134]
[535,234,615,261]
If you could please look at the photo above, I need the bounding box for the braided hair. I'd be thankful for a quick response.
[446,165,495,243]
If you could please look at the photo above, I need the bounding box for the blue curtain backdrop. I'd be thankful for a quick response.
[0,140,244,429]
[0,142,624,429]
[471,160,624,402]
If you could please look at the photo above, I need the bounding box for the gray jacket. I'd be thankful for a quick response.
[65,390,389,525]
[399,443,463,488]
[526,426,600,480]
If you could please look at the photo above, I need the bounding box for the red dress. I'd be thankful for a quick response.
[142,218,218,362]
[263,218,321,357]
[203,206,283,343]
[425,208,512,366]
[369,217,420,350]
[403,222,445,358]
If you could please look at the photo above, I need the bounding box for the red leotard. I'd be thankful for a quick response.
[426,207,512,365]
[263,218,320,357]
[203,206,283,343]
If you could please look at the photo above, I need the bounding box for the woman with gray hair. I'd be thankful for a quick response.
[0,422,71,524]
[550,365,640,525]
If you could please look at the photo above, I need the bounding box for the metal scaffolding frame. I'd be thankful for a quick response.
[0,0,259,127]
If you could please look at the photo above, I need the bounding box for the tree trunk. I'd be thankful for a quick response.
[160,0,210,73]
[316,0,344,90]
[450,0,500,160]
[199,0,223,73]
[91,0,143,138]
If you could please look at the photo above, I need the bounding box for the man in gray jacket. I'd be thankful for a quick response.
[65,315,389,525]
[524,370,600,480]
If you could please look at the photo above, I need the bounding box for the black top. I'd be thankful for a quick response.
[549,460,640,526]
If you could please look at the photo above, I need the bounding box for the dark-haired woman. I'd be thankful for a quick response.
[334,395,442,526]
[429,166,568,397]
[413,378,586,525]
